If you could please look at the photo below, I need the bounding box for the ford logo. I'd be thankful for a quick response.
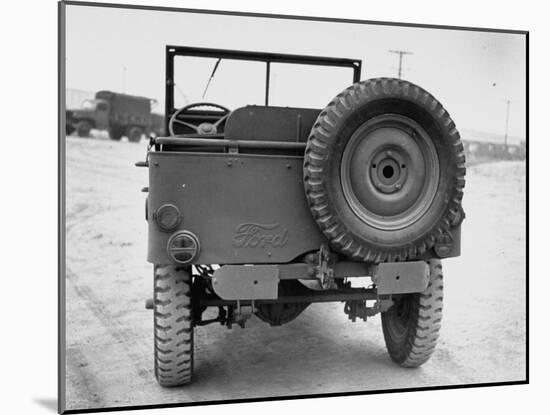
[232,223,289,248]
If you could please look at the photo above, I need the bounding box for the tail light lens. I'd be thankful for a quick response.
[155,204,181,231]
[167,231,200,264]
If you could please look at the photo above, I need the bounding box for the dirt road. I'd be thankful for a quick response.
[64,136,526,411]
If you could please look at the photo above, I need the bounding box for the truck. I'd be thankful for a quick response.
[138,46,466,387]
[66,90,164,142]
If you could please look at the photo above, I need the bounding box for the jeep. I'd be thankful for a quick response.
[138,46,466,386]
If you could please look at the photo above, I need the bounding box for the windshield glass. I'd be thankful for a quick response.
[269,63,354,108]
[96,101,108,111]
[174,56,265,109]
[173,56,356,110]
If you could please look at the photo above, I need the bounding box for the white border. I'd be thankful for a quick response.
[2,0,541,414]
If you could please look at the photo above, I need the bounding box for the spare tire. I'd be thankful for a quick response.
[303,78,465,263]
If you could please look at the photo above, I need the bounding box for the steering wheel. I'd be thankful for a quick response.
[168,102,231,136]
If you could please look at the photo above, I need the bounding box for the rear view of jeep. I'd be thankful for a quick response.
[138,46,465,387]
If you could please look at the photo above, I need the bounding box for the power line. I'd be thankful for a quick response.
[389,50,413,79]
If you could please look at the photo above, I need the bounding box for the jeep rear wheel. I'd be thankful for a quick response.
[304,78,466,262]
[154,265,193,386]
[381,259,443,367]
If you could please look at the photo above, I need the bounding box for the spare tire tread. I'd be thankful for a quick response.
[304,78,465,263]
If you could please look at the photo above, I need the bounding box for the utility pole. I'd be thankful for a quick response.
[389,50,413,79]
[504,99,511,149]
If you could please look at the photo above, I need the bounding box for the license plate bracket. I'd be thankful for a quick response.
[212,265,279,300]
[374,261,430,295]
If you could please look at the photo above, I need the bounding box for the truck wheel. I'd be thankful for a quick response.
[66,125,75,136]
[154,265,193,387]
[109,126,123,141]
[128,126,143,143]
[381,259,443,367]
[76,121,92,138]
[303,78,466,262]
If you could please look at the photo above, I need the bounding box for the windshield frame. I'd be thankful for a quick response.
[165,45,362,132]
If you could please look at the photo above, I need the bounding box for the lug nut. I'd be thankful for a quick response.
[395,183,402,190]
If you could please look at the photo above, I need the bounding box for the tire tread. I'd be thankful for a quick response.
[381,260,444,367]
[154,265,193,387]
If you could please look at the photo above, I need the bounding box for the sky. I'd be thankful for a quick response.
[65,4,527,142]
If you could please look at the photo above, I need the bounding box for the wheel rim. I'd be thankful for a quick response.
[340,114,440,231]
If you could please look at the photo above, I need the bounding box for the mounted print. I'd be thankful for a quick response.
[59,1,528,413]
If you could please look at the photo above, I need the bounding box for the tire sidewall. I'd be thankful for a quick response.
[380,259,443,366]
[380,293,421,363]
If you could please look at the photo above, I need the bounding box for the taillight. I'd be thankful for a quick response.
[154,204,181,231]
[167,231,200,264]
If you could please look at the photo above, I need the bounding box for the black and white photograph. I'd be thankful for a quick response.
[58,1,527,413]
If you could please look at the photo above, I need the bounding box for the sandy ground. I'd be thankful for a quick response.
[64,136,526,411]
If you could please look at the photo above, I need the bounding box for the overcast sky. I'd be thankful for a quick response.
[65,4,526,141]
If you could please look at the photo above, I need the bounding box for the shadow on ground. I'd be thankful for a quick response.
[34,398,57,413]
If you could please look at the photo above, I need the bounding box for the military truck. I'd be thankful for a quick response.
[66,90,164,142]
[138,46,466,387]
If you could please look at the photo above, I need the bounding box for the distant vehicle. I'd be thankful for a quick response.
[66,90,164,142]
